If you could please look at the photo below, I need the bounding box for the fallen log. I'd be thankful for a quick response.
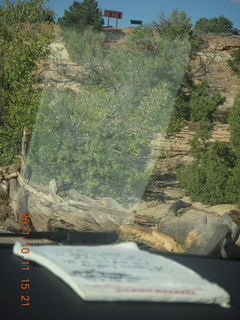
[8,175,183,255]
[119,225,184,253]
[15,175,134,232]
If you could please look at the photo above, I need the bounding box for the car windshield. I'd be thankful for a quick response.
[0,0,240,260]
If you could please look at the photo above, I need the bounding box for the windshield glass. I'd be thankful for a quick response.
[0,0,240,259]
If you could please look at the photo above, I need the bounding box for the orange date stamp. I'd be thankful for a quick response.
[19,213,31,307]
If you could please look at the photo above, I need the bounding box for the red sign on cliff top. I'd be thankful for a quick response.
[104,10,123,19]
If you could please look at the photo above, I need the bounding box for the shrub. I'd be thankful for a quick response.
[228,48,240,75]
[229,93,240,157]
[225,160,240,205]
[151,9,192,39]
[27,28,192,205]
[151,9,203,56]
[177,92,240,205]
[168,78,224,134]
[0,0,53,165]
[177,140,236,205]
[27,84,175,205]
[189,81,225,122]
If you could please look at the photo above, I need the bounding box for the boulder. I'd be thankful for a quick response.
[185,224,232,258]
[158,210,240,258]
[167,200,192,216]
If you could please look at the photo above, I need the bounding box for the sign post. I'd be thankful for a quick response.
[104,10,123,28]
[130,20,143,26]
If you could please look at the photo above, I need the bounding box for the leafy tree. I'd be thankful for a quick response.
[58,0,104,30]
[194,16,239,35]
[0,0,53,165]
[228,48,240,75]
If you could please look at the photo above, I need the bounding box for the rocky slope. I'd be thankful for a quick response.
[6,30,240,214]
[1,29,240,254]
[39,30,240,250]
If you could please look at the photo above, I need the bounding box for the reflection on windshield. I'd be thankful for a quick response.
[0,2,240,260]
[27,28,190,206]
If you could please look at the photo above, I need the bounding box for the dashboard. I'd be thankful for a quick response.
[1,244,240,320]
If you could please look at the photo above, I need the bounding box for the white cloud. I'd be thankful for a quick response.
[231,0,240,4]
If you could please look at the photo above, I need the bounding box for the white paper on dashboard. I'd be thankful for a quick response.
[13,241,230,307]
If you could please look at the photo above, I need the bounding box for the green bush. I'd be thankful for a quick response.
[63,27,105,63]
[151,9,202,56]
[28,84,174,204]
[27,28,192,204]
[151,9,192,39]
[177,139,236,205]
[177,93,240,206]
[225,160,240,205]
[229,93,240,158]
[167,78,224,134]
[0,0,53,165]
[189,81,225,122]
[228,49,240,75]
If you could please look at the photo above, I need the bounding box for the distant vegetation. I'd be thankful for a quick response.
[194,15,239,35]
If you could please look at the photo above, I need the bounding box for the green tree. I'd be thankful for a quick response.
[194,16,239,35]
[58,0,104,30]
[0,0,53,165]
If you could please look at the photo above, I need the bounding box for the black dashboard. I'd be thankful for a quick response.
[1,243,240,320]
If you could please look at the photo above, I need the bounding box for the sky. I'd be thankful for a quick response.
[0,0,239,29]
[48,0,240,29]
